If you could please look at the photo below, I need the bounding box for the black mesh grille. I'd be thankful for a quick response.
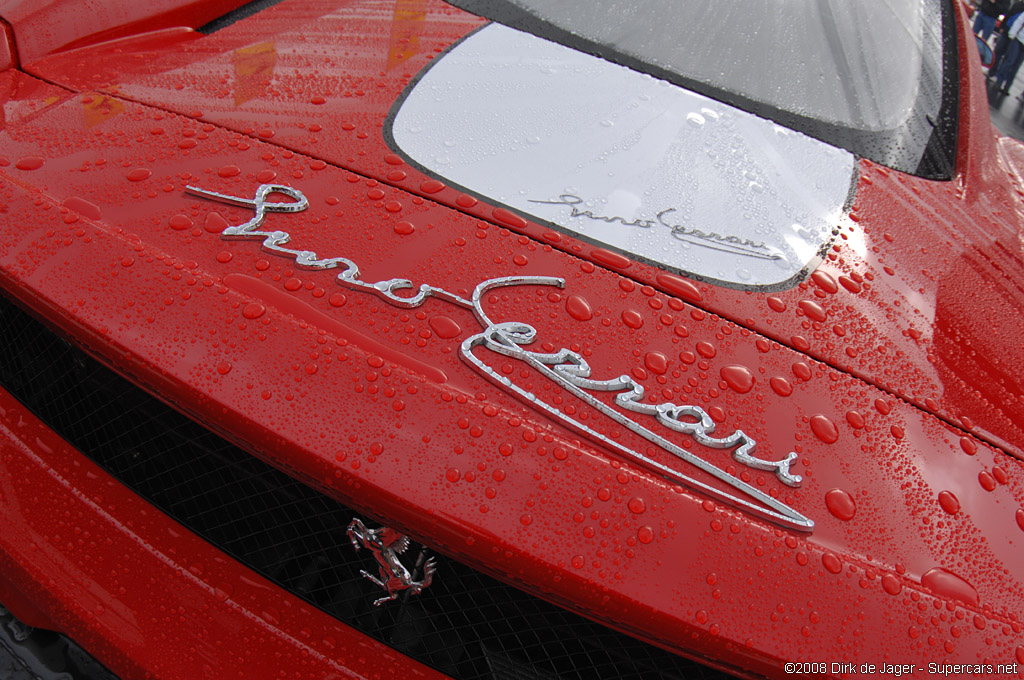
[0,291,737,680]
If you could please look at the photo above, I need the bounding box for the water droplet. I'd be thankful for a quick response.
[882,574,902,595]
[205,212,229,233]
[420,179,445,194]
[845,410,865,429]
[921,567,978,605]
[811,271,838,293]
[822,553,842,574]
[391,220,414,235]
[428,315,461,339]
[565,295,593,321]
[591,248,631,270]
[810,414,839,444]
[62,197,101,221]
[656,273,702,302]
[492,208,527,229]
[696,342,716,358]
[798,299,827,322]
[769,377,792,396]
[126,168,151,182]
[15,156,44,171]
[216,362,232,375]
[218,165,240,178]
[242,303,265,319]
[644,352,668,375]
[622,310,643,329]
[720,365,754,393]
[938,491,960,515]
[637,526,654,543]
[825,489,856,520]
[169,214,193,231]
[838,275,862,293]
[686,112,705,127]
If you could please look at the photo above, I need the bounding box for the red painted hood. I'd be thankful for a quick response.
[1,0,1023,677]
[15,0,1024,464]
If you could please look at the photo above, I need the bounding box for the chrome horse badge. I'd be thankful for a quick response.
[346,518,437,606]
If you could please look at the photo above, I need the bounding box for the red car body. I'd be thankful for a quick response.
[0,1,1022,678]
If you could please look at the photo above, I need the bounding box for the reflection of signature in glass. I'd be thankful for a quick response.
[529,194,781,261]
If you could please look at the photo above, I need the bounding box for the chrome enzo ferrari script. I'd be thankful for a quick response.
[185,183,813,532]
[346,518,436,606]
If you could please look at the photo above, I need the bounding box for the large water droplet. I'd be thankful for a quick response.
[622,310,643,329]
[566,295,593,321]
[937,491,960,514]
[810,414,839,443]
[921,567,978,605]
[644,352,668,375]
[15,156,44,171]
[825,489,856,520]
[428,315,462,339]
[720,365,755,394]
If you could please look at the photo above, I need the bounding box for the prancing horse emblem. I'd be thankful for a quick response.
[346,518,437,606]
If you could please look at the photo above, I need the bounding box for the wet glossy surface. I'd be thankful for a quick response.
[0,64,1021,677]
[23,0,1024,463]
[0,1,1022,678]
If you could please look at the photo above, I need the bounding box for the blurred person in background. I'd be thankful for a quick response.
[992,10,1024,92]
[976,0,1012,39]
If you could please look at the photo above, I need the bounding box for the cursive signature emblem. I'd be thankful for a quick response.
[185,183,813,531]
[347,518,437,605]
[529,194,781,261]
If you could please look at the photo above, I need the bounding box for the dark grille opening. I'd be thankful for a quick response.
[0,291,736,680]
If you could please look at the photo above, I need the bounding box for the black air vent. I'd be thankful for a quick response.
[0,291,736,680]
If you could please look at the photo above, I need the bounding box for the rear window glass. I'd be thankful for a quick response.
[447,0,958,179]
